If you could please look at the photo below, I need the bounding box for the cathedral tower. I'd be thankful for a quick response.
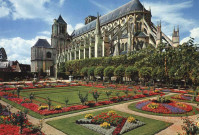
[172,26,180,47]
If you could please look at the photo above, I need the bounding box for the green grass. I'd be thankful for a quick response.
[19,86,137,106]
[128,101,199,117]
[47,109,172,135]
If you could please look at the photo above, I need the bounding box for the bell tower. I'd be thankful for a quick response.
[172,26,180,47]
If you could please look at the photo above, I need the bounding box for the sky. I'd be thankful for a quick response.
[0,0,199,64]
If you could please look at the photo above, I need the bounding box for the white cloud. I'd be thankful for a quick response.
[75,23,84,30]
[0,36,51,64]
[0,0,10,18]
[143,1,195,37]
[38,31,51,36]
[59,0,65,7]
[181,27,199,44]
[8,0,53,23]
[89,0,111,13]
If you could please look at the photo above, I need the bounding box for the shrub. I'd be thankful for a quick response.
[64,97,69,107]
[105,91,112,101]
[104,66,114,81]
[46,97,52,110]
[139,67,152,84]
[78,91,88,105]
[92,91,100,103]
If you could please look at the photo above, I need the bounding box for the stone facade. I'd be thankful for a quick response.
[31,39,55,76]
[34,0,180,78]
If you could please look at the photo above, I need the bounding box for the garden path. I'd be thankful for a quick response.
[1,92,199,135]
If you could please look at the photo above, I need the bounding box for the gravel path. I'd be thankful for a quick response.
[1,92,199,135]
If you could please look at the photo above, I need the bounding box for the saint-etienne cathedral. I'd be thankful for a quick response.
[31,0,179,77]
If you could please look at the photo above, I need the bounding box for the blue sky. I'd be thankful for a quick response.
[0,0,199,64]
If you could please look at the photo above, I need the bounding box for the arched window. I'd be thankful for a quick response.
[47,52,52,58]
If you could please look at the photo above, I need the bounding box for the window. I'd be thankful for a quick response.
[47,52,52,58]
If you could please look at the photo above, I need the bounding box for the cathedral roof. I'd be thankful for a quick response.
[72,0,144,37]
[57,15,66,24]
[34,39,51,48]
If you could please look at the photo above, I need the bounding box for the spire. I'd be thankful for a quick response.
[95,13,101,35]
[57,15,66,24]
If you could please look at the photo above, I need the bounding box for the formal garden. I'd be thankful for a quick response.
[0,39,199,135]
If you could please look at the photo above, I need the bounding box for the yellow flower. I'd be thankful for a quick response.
[108,110,116,115]
[127,116,136,123]
[85,114,93,119]
[38,106,48,110]
[100,122,111,129]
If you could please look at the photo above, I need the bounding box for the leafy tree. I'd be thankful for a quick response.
[125,66,138,81]
[87,67,95,80]
[94,66,104,80]
[104,66,114,81]
[81,67,88,78]
[114,65,125,83]
[139,67,152,85]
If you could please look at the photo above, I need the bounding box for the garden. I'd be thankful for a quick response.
[0,83,162,118]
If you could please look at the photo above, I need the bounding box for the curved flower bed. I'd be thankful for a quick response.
[136,100,193,114]
[171,94,199,102]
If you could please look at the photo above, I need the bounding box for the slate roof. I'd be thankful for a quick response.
[57,15,66,24]
[72,0,144,38]
[34,39,51,48]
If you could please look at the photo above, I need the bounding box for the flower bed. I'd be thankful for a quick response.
[171,94,199,102]
[0,103,44,135]
[136,100,193,114]
[76,111,145,135]
[0,90,161,116]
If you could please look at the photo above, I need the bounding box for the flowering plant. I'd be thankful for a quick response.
[127,116,136,123]
[85,114,93,119]
[38,106,48,110]
[100,122,111,129]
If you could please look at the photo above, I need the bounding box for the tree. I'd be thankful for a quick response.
[29,93,35,103]
[125,66,138,81]
[87,67,95,80]
[114,65,125,83]
[94,66,104,80]
[104,66,114,82]
[190,67,199,101]
[81,67,88,78]
[139,67,152,85]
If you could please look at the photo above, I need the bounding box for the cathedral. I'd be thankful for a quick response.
[31,0,180,78]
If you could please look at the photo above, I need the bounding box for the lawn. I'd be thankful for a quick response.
[47,109,172,135]
[18,86,138,106]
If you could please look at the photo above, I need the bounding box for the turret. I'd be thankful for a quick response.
[156,21,162,47]
[95,13,101,36]
[172,26,180,47]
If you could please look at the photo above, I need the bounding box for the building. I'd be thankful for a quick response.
[32,0,180,78]
[31,39,55,76]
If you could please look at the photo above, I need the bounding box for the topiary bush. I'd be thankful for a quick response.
[87,67,95,81]
[125,66,138,81]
